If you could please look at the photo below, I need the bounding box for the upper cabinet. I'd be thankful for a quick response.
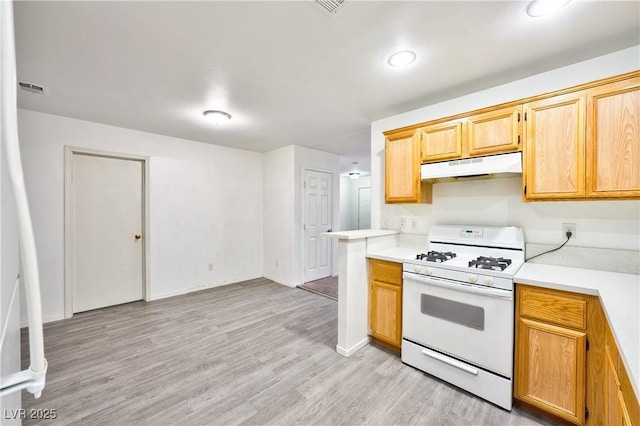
[384,129,432,204]
[523,92,586,200]
[524,74,640,201]
[419,120,464,162]
[383,70,639,204]
[586,77,640,198]
[419,105,522,163]
[467,105,522,156]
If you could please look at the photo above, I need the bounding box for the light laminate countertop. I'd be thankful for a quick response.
[322,229,398,240]
[366,247,418,263]
[514,263,640,399]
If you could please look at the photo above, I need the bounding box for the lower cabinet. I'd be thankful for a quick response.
[515,284,640,425]
[368,259,402,351]
[606,344,633,426]
[515,285,587,424]
[516,318,586,423]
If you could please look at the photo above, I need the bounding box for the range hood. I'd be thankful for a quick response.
[421,152,522,180]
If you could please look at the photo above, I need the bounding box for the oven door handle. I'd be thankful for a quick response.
[403,272,513,300]
[421,348,478,376]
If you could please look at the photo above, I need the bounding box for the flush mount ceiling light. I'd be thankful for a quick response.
[203,110,232,124]
[348,161,360,180]
[387,50,417,68]
[527,0,571,17]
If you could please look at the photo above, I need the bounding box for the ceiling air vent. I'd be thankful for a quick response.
[312,0,347,15]
[18,81,48,95]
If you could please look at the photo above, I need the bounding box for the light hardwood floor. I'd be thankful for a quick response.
[21,278,558,425]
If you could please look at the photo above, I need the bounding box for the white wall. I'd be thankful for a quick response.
[339,175,371,231]
[263,146,295,285]
[371,46,640,252]
[263,145,340,285]
[18,109,264,323]
[0,121,22,424]
[339,176,352,231]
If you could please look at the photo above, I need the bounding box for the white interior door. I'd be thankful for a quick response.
[72,154,143,313]
[357,187,371,230]
[304,169,332,282]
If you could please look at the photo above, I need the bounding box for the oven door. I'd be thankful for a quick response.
[402,271,513,378]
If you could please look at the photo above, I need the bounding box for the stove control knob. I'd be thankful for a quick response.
[425,267,433,275]
[484,277,495,286]
[414,265,420,273]
[469,274,478,283]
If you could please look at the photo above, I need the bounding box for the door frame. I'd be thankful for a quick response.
[63,146,150,318]
[300,167,334,284]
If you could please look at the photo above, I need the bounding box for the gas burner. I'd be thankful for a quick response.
[468,256,512,271]
[416,251,457,263]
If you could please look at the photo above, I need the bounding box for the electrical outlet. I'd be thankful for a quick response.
[399,217,406,230]
[381,218,388,229]
[410,217,418,231]
[208,263,214,272]
[562,223,576,239]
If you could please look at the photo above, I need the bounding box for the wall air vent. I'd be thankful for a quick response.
[312,0,347,15]
[18,81,48,95]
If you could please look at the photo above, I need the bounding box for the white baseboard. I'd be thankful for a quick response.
[263,274,300,288]
[148,275,264,301]
[336,337,370,357]
[21,313,65,328]
[20,275,291,327]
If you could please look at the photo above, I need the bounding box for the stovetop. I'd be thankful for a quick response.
[403,225,526,283]
[408,251,524,278]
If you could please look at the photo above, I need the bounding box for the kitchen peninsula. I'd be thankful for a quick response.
[322,229,406,356]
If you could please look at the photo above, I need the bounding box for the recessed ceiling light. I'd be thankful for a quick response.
[527,0,571,17]
[203,110,232,124]
[387,50,417,68]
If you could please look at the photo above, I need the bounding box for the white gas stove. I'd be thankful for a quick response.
[404,225,525,289]
[401,225,525,410]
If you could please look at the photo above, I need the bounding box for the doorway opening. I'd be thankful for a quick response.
[300,168,335,299]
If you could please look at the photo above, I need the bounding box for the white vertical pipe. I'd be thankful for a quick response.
[0,0,46,374]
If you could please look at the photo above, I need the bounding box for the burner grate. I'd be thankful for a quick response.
[468,256,512,271]
[416,251,457,263]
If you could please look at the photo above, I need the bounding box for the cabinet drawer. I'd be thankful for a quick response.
[519,286,587,330]
[369,259,402,286]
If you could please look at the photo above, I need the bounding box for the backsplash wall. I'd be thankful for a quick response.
[380,176,640,251]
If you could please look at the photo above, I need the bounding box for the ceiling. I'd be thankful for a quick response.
[13,1,640,175]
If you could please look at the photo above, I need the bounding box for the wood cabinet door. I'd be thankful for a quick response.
[369,280,402,348]
[369,259,402,285]
[385,129,422,203]
[523,93,586,200]
[419,121,464,162]
[606,344,622,426]
[605,343,637,426]
[515,317,586,425]
[586,77,640,198]
[467,105,522,156]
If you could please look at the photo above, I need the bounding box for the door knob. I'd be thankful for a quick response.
[134,234,142,240]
